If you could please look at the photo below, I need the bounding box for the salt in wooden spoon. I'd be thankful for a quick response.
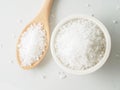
[16,0,53,70]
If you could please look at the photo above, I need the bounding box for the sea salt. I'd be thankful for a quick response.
[86,4,91,7]
[9,60,14,64]
[54,18,106,70]
[113,20,118,24]
[91,14,94,17]
[18,19,23,24]
[58,72,67,79]
[18,23,46,66]
[41,73,46,79]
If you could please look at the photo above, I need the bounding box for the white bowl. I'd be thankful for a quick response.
[50,15,111,75]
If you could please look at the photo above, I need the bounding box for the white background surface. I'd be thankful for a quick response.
[0,0,120,90]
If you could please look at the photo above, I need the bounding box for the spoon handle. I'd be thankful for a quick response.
[40,0,54,19]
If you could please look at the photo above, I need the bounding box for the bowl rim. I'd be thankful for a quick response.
[50,15,111,75]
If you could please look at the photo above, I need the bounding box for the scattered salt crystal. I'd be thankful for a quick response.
[54,18,106,70]
[91,14,94,17]
[9,60,14,64]
[41,73,46,79]
[58,72,67,79]
[86,4,91,7]
[18,23,46,66]
[113,20,118,24]
[18,19,23,24]
[115,54,120,57]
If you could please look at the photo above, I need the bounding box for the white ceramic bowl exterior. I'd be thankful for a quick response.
[51,15,111,75]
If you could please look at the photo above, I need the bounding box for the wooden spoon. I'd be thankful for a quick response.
[16,0,54,70]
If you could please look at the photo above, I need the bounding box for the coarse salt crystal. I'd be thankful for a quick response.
[18,23,46,66]
[113,20,118,24]
[91,14,94,17]
[86,4,91,7]
[10,60,14,64]
[18,19,23,24]
[41,73,46,79]
[58,72,67,79]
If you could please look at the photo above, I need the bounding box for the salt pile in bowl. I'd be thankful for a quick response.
[53,17,106,71]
